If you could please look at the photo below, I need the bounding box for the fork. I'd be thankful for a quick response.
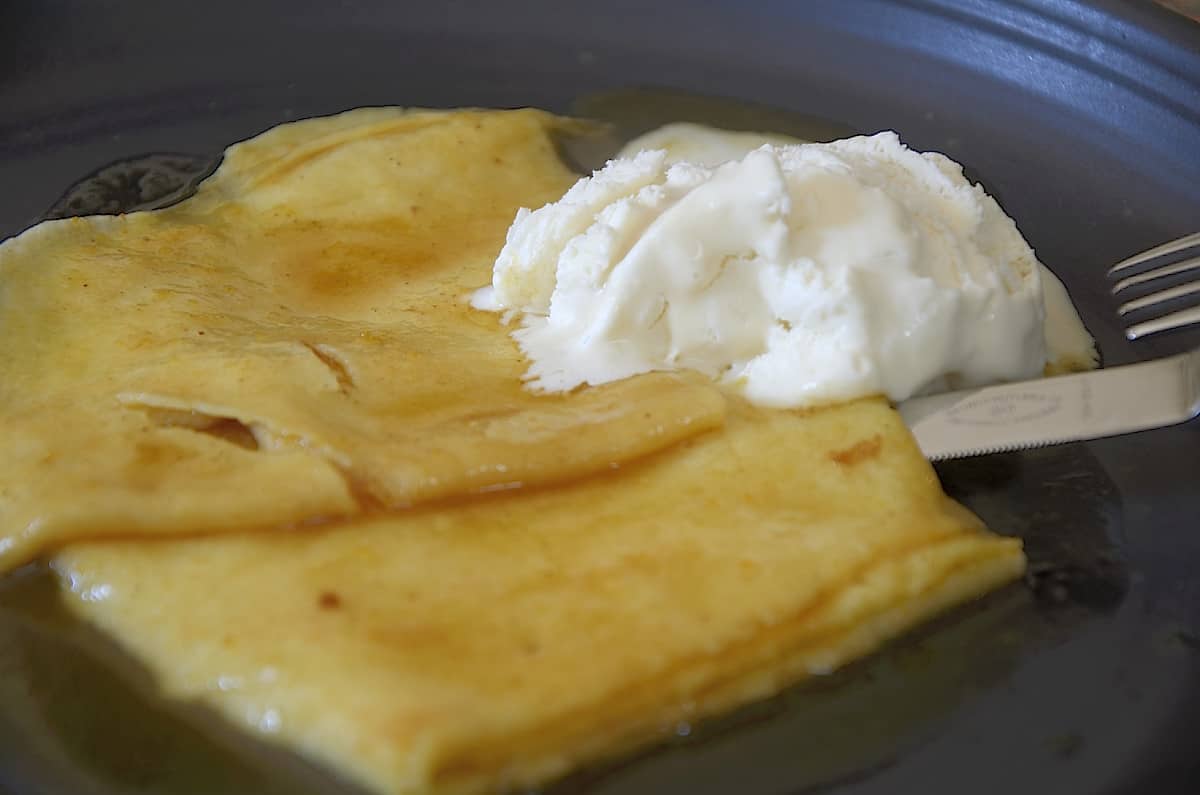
[1109,231,1200,340]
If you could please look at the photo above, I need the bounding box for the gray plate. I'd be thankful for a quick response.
[1,2,1198,794]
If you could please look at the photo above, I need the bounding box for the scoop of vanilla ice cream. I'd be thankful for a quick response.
[477,132,1067,408]
[619,124,1097,375]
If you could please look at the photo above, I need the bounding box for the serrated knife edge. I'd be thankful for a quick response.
[897,348,1200,460]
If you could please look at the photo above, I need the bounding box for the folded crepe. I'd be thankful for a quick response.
[3,107,1025,794]
[56,398,1023,795]
[0,108,724,571]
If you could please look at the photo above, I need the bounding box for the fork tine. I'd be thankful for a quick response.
[1117,280,1200,315]
[1112,254,1200,294]
[1126,305,1200,340]
[1108,231,1200,276]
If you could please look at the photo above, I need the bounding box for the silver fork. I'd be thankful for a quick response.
[1109,231,1200,340]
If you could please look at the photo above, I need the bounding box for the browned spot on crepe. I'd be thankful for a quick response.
[829,435,883,466]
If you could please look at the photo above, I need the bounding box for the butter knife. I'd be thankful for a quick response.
[897,348,1200,460]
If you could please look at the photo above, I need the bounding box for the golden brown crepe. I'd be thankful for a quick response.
[2,107,1027,795]
[56,398,1023,795]
[0,108,725,571]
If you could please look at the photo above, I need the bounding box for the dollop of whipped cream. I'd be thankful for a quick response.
[474,132,1063,408]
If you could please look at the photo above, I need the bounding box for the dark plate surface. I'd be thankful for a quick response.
[1,2,1199,794]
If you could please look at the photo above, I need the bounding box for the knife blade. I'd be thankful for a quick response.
[897,348,1200,460]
